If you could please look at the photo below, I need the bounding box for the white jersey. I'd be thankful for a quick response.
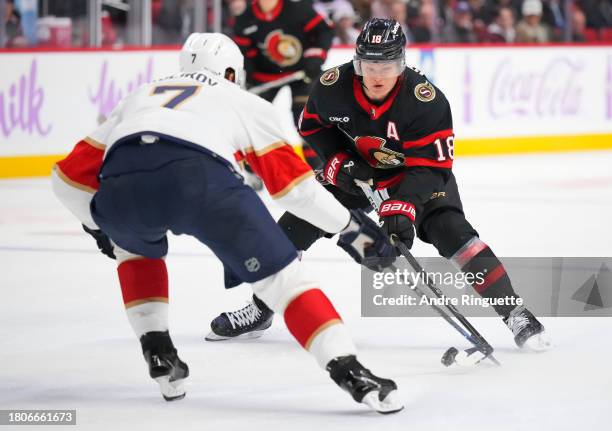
[51,70,350,236]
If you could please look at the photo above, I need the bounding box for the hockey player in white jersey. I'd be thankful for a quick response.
[51,33,402,413]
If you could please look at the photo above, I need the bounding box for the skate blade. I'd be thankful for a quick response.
[154,375,186,401]
[523,331,552,352]
[204,329,267,342]
[361,390,404,414]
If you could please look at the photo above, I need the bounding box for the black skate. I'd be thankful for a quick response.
[140,331,189,401]
[327,355,403,414]
[205,295,274,341]
[504,305,551,351]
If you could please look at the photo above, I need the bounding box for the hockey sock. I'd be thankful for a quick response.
[451,237,519,318]
[117,258,169,338]
[283,289,356,368]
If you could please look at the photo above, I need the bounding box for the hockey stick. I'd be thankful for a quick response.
[248,71,307,95]
[355,180,500,366]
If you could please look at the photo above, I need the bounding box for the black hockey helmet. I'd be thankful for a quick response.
[354,18,406,77]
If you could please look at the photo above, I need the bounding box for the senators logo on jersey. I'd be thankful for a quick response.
[261,30,303,67]
[355,136,405,168]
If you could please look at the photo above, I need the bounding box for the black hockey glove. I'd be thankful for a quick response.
[303,56,324,83]
[337,209,396,271]
[324,152,375,196]
[378,200,416,250]
[82,224,116,259]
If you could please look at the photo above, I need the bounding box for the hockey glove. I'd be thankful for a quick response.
[303,55,324,83]
[378,200,416,250]
[324,152,375,196]
[337,209,396,271]
[82,224,116,259]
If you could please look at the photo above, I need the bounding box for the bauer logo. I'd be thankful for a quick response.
[245,258,261,273]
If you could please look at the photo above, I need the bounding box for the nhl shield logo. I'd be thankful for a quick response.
[320,67,340,86]
[244,257,261,273]
[263,30,302,67]
[414,82,436,102]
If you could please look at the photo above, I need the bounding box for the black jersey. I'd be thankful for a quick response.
[298,62,455,208]
[233,0,333,83]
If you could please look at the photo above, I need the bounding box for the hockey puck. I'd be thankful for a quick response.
[441,347,459,367]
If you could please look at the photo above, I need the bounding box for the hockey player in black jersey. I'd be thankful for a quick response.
[232,0,334,167]
[209,18,551,352]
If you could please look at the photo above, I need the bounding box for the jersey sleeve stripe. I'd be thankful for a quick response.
[303,48,327,59]
[404,156,453,169]
[270,170,314,199]
[54,139,105,192]
[232,35,252,46]
[84,136,106,150]
[303,14,325,32]
[53,165,98,194]
[244,144,313,197]
[299,126,325,137]
[402,129,454,149]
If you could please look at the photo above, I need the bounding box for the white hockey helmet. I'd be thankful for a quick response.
[179,32,245,87]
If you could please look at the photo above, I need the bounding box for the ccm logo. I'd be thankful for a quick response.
[380,201,416,221]
[329,116,349,123]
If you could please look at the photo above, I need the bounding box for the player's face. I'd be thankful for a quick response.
[358,60,402,101]
[362,73,399,101]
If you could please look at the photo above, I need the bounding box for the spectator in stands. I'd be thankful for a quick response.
[579,0,612,30]
[331,2,360,45]
[441,1,478,43]
[225,0,247,34]
[486,6,516,42]
[540,0,565,40]
[352,0,373,23]
[571,7,587,42]
[371,0,395,19]
[4,0,26,47]
[315,0,355,22]
[516,0,550,42]
[410,0,439,42]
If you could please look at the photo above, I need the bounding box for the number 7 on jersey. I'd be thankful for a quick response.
[151,85,200,109]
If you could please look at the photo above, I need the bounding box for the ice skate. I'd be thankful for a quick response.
[327,355,403,414]
[205,295,274,341]
[504,305,551,352]
[141,331,189,401]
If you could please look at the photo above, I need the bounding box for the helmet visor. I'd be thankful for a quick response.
[353,57,405,78]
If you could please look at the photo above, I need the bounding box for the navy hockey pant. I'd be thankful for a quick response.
[91,142,298,288]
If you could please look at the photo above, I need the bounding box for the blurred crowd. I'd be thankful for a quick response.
[2,0,612,48]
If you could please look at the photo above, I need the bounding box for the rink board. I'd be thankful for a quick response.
[1,45,611,177]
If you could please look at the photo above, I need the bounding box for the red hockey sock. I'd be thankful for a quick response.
[117,258,168,308]
[283,289,342,349]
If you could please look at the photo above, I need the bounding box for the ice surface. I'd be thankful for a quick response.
[2,151,612,430]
